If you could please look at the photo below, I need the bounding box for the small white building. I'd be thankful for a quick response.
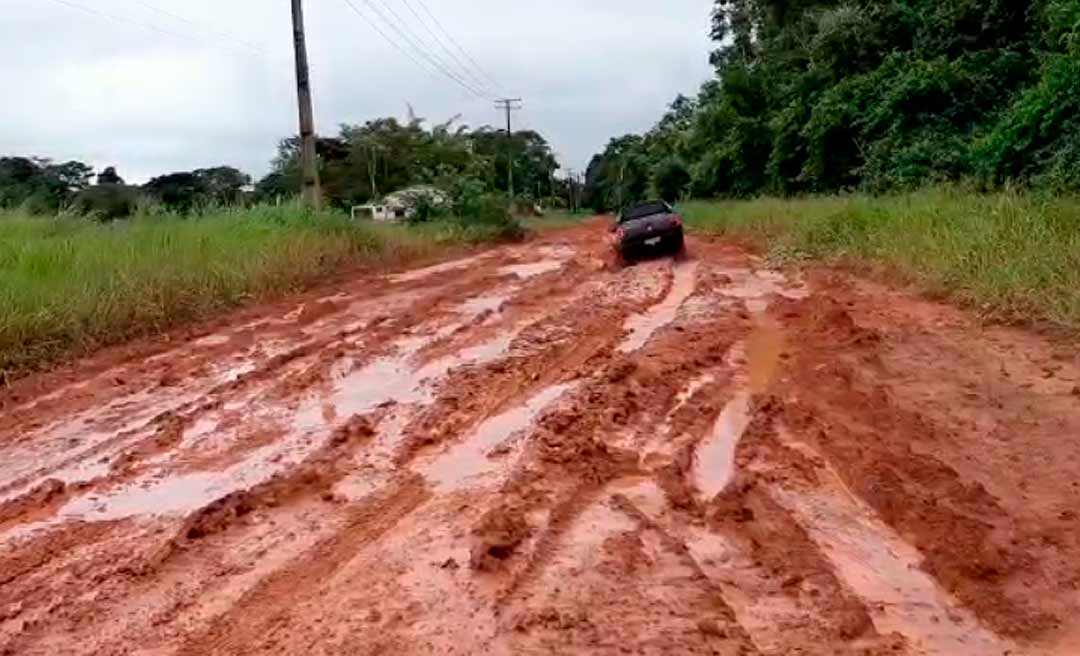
[352,185,450,222]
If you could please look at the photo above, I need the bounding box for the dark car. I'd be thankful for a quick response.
[612,200,684,260]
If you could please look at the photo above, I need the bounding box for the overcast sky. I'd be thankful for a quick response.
[0,0,714,183]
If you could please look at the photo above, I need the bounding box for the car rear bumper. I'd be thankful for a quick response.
[617,228,683,255]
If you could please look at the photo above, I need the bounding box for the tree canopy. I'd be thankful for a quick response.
[586,0,1080,209]
[258,114,560,209]
[0,157,94,212]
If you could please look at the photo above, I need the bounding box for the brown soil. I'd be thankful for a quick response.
[1,219,1078,655]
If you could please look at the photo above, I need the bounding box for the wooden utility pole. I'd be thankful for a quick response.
[367,144,378,199]
[291,0,321,209]
[494,98,522,199]
[566,169,576,212]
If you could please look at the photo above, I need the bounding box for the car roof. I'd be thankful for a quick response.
[620,201,670,222]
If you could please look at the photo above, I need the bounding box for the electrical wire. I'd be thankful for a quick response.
[408,0,504,93]
[354,0,491,100]
[394,0,496,95]
[339,0,461,93]
[44,0,262,59]
[130,0,265,55]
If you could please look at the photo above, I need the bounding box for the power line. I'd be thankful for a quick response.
[131,0,265,55]
[409,0,503,93]
[366,0,491,99]
[495,97,523,198]
[394,0,496,95]
[44,0,262,59]
[341,0,490,100]
[339,0,458,93]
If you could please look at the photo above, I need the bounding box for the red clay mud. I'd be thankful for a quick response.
[1,220,1078,655]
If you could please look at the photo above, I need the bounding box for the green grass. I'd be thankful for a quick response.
[521,209,588,232]
[0,204,515,379]
[680,187,1080,333]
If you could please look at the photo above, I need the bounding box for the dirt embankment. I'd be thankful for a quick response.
[1,219,1079,655]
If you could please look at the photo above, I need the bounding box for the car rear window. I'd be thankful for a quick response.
[621,202,669,222]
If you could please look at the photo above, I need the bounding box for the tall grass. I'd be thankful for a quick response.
[0,203,514,378]
[680,188,1080,333]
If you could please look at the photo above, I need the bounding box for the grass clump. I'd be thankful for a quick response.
[0,203,517,379]
[680,187,1080,333]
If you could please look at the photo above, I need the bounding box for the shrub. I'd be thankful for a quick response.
[70,184,142,221]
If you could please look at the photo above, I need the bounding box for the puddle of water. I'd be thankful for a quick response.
[746,315,785,393]
[770,428,1013,655]
[193,334,232,348]
[390,255,487,283]
[320,330,518,429]
[316,292,352,304]
[179,416,221,449]
[693,316,786,502]
[643,373,717,463]
[498,260,564,280]
[458,293,511,317]
[537,245,575,259]
[676,373,716,408]
[0,389,205,501]
[23,287,524,524]
[422,382,576,491]
[694,391,753,502]
[56,404,338,522]
[717,268,808,314]
[618,261,699,353]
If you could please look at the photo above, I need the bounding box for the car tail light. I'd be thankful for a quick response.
[670,215,683,228]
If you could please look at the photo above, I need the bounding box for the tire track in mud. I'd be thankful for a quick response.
[759,293,1080,647]
[0,248,587,652]
[160,254,679,654]
[2,223,1079,655]
[174,477,432,656]
[0,260,578,536]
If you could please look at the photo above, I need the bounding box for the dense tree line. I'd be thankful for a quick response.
[585,0,1080,211]
[0,156,251,219]
[256,112,560,210]
[1,112,558,219]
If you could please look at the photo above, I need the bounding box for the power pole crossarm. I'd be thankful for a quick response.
[494,98,522,200]
[291,0,321,210]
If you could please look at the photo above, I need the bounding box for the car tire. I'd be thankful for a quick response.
[671,233,686,258]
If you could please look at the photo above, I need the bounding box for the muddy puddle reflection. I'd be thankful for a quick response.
[618,261,699,353]
[695,309,786,502]
[422,382,577,491]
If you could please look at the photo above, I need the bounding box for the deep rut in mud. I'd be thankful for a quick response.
[2,220,1080,655]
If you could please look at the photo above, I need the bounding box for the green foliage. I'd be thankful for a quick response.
[681,188,1080,332]
[0,157,94,212]
[0,203,518,378]
[651,157,691,202]
[97,166,124,186]
[263,114,559,210]
[144,166,252,212]
[587,0,1080,198]
[70,184,142,221]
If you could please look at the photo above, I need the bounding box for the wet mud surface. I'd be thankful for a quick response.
[2,219,1079,655]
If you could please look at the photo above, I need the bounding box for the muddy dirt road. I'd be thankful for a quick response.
[2,220,1080,655]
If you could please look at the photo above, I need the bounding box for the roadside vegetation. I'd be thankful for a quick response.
[585,1,1080,205]
[0,107,565,380]
[581,0,1080,333]
[0,203,521,380]
[682,188,1080,333]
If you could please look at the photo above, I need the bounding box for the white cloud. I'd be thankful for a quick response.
[0,0,714,183]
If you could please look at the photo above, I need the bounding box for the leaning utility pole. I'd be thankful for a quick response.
[494,98,523,199]
[291,0,321,209]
